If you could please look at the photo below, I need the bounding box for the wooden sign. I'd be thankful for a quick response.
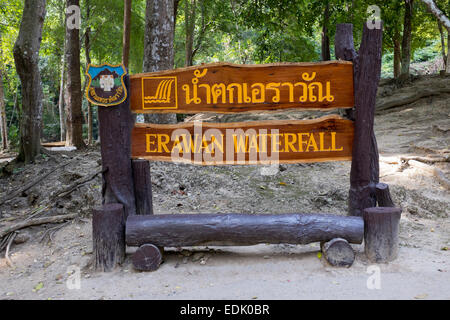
[130,61,354,114]
[131,115,354,165]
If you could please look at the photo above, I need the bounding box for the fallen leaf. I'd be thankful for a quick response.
[33,282,44,292]
[279,182,286,186]
[441,247,448,251]
[414,293,428,299]
[317,252,322,259]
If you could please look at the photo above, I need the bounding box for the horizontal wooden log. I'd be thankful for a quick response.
[126,213,364,247]
[131,115,354,165]
[130,61,354,114]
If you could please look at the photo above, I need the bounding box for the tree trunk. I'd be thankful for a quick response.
[400,0,414,81]
[420,0,450,73]
[393,28,402,78]
[85,0,93,145]
[321,1,331,61]
[65,0,85,148]
[447,31,450,73]
[174,0,180,28]
[438,22,447,70]
[58,50,66,142]
[0,32,8,150]
[143,0,177,124]
[185,0,196,67]
[0,68,7,151]
[13,0,46,163]
[58,2,66,142]
[122,0,132,68]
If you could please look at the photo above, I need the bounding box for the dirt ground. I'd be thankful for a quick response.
[0,75,449,300]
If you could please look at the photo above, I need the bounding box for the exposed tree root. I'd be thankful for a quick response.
[376,87,450,112]
[0,213,78,240]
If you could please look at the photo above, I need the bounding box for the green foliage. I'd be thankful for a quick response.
[0,0,447,146]
[7,124,19,150]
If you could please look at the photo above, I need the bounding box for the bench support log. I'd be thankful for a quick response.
[363,207,402,263]
[126,214,364,247]
[322,238,355,267]
[132,244,163,271]
[93,203,126,271]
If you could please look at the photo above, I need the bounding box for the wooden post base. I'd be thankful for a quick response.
[363,207,402,263]
[92,203,126,272]
[376,183,395,207]
[132,244,163,271]
[132,159,154,215]
[321,238,355,267]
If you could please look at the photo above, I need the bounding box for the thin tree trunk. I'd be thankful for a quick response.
[9,85,19,128]
[191,0,207,63]
[13,0,46,163]
[123,0,132,68]
[447,32,450,73]
[85,0,93,145]
[394,28,402,78]
[0,32,8,150]
[420,0,450,72]
[174,0,180,28]
[143,0,176,124]
[400,0,414,81]
[321,1,331,61]
[438,21,447,69]
[0,69,7,151]
[58,0,66,142]
[58,47,66,142]
[185,0,196,67]
[65,0,85,148]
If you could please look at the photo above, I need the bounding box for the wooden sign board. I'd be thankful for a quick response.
[130,61,354,114]
[131,115,354,165]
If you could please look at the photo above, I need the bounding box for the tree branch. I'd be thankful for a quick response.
[421,0,450,30]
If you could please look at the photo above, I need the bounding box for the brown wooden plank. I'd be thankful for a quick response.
[130,61,354,114]
[131,115,354,165]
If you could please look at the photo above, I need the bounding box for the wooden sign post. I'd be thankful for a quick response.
[335,23,383,217]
